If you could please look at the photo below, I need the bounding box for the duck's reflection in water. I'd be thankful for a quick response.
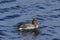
[18,29,41,37]
[33,29,40,37]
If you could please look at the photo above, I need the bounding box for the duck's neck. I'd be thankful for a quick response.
[32,24,38,27]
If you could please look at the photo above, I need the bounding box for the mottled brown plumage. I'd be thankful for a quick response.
[18,18,38,30]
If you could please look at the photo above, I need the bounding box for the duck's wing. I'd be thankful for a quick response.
[20,24,34,28]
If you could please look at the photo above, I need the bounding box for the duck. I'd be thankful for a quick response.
[18,18,38,30]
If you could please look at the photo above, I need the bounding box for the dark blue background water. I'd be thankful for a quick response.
[0,0,60,40]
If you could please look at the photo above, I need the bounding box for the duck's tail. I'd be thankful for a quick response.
[19,28,23,30]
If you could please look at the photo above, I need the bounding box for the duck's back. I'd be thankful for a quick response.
[19,24,35,30]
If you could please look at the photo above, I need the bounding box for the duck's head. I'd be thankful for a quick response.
[32,18,38,26]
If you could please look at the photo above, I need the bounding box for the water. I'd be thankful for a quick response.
[0,0,60,40]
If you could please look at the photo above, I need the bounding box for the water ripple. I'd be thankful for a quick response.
[0,36,4,40]
[0,30,7,36]
[0,25,11,27]
[0,0,16,4]
[49,27,55,29]
[39,25,48,29]
[53,8,60,11]
[53,26,60,27]
[36,15,48,18]
[36,15,43,17]
[49,15,60,18]
[37,17,45,21]
[48,30,56,33]
[41,33,53,36]
[0,5,21,13]
[0,19,5,21]
[0,14,20,21]
[36,14,60,18]
[35,5,45,9]
[53,38,60,40]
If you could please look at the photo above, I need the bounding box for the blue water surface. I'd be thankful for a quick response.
[0,0,60,40]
